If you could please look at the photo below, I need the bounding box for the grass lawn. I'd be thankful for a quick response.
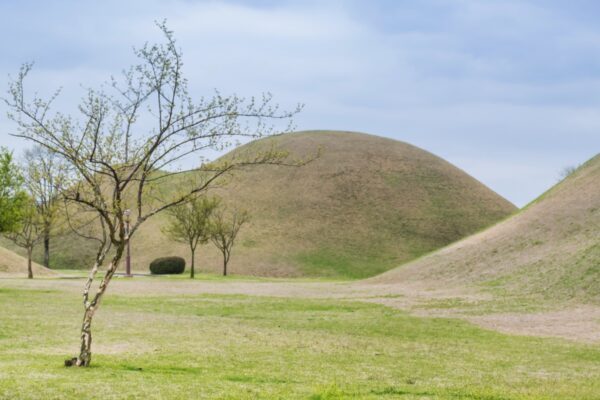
[1,278,600,399]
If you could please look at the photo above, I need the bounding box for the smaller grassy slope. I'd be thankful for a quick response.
[0,245,55,277]
[373,152,600,305]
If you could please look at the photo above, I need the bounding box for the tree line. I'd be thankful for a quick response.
[0,145,249,280]
[0,146,69,278]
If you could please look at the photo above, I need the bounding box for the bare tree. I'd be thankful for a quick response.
[163,196,219,278]
[22,146,70,269]
[210,208,249,276]
[5,198,44,279]
[558,164,579,182]
[4,22,303,367]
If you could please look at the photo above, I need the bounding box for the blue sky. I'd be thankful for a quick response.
[2,0,600,206]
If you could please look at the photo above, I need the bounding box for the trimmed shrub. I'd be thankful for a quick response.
[149,256,186,275]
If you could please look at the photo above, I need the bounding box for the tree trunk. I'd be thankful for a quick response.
[190,248,195,279]
[77,308,94,367]
[27,247,33,279]
[43,232,50,269]
[223,254,227,276]
[73,246,124,367]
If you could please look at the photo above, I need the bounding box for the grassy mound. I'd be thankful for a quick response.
[372,152,600,304]
[0,245,55,277]
[7,130,515,279]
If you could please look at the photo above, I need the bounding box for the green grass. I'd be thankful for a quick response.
[294,248,394,279]
[1,279,600,399]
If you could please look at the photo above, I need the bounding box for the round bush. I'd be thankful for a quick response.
[149,256,186,275]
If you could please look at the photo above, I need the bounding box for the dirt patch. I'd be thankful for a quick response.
[466,306,600,343]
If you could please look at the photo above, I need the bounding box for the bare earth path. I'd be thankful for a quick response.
[466,307,600,342]
[3,275,600,344]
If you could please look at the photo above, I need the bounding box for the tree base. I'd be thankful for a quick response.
[64,358,78,367]
[64,357,90,367]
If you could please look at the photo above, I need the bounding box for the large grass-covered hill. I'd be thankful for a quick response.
[2,130,516,278]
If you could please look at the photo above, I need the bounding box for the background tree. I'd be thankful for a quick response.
[163,196,219,278]
[22,146,70,269]
[210,208,249,276]
[0,148,27,233]
[5,22,303,367]
[4,197,44,278]
[558,164,580,182]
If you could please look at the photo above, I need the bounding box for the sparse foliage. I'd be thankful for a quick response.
[4,22,302,367]
[559,165,579,181]
[0,148,27,233]
[210,207,250,276]
[21,146,71,268]
[4,197,44,278]
[163,196,219,278]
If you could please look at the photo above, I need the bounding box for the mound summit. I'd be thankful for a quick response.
[14,130,515,278]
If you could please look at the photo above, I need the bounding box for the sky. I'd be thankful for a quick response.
[1,0,600,207]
